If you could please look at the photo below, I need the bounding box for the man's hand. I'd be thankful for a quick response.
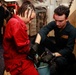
[41,54,54,62]
[32,43,39,53]
[28,43,39,60]
[30,43,39,55]
[4,70,11,75]
[41,50,55,63]
[53,52,62,57]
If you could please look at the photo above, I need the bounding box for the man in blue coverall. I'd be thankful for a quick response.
[31,5,76,75]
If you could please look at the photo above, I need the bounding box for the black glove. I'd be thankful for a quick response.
[30,43,39,55]
[41,50,55,63]
[28,43,39,60]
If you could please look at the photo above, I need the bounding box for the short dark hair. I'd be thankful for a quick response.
[0,1,1,3]
[17,1,35,17]
[54,5,70,18]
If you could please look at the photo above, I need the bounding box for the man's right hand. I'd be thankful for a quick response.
[28,43,39,59]
[30,43,39,55]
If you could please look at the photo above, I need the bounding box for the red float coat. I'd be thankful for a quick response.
[3,14,39,75]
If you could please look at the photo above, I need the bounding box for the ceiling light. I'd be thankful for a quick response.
[5,0,18,2]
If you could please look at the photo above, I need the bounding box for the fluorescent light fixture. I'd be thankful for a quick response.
[60,3,69,7]
[5,0,18,1]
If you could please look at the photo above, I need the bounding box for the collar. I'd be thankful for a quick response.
[13,14,25,25]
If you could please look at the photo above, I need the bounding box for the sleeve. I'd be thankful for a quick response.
[39,21,56,42]
[11,21,30,53]
[58,27,76,56]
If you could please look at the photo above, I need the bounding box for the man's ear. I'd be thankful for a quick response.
[66,18,68,21]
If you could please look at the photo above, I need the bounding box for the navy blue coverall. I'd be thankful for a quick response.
[38,21,76,75]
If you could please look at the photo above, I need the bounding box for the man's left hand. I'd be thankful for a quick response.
[53,52,62,57]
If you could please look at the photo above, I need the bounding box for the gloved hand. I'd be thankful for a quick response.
[30,43,39,55]
[28,43,39,60]
[41,50,55,63]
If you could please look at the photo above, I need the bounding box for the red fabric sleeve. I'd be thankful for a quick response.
[11,20,30,53]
